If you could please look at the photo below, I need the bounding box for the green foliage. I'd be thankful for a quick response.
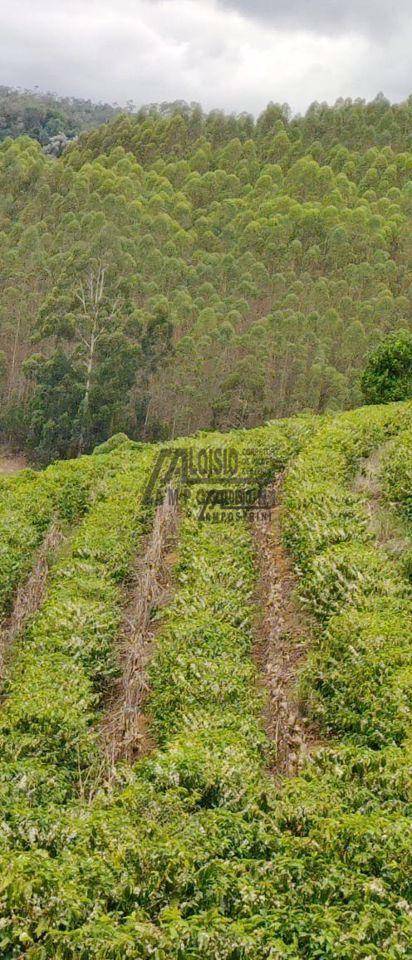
[22,350,84,460]
[0,451,124,620]
[0,409,411,957]
[0,95,411,458]
[0,445,155,831]
[362,330,412,404]
[283,402,412,750]
[92,432,132,454]
[381,427,412,518]
[302,599,412,746]
[0,85,119,145]
[0,416,319,956]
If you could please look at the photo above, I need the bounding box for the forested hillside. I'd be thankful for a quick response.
[0,94,411,460]
[0,86,120,147]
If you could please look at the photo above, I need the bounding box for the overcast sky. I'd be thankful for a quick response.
[1,0,411,115]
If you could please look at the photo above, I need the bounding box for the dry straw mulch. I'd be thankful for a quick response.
[252,479,319,777]
[101,491,180,770]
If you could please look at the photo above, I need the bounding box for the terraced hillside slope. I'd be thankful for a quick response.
[0,401,410,958]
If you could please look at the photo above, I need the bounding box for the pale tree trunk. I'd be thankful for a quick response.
[77,265,106,456]
[77,323,97,455]
[8,315,21,398]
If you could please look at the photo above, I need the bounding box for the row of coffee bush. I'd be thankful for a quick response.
[0,407,410,957]
[0,445,156,853]
[0,417,317,957]
[0,451,139,621]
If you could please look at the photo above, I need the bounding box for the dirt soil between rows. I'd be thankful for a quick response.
[101,491,180,772]
[252,478,320,777]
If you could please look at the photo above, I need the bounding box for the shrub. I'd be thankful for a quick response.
[362,330,412,404]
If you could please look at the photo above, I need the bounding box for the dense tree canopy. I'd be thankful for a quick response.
[362,330,412,404]
[0,86,120,146]
[0,93,411,460]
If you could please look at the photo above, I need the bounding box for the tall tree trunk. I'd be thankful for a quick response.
[76,265,106,456]
[77,324,96,456]
[8,315,21,398]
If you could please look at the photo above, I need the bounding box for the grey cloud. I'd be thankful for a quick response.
[0,0,410,116]
[217,0,411,39]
